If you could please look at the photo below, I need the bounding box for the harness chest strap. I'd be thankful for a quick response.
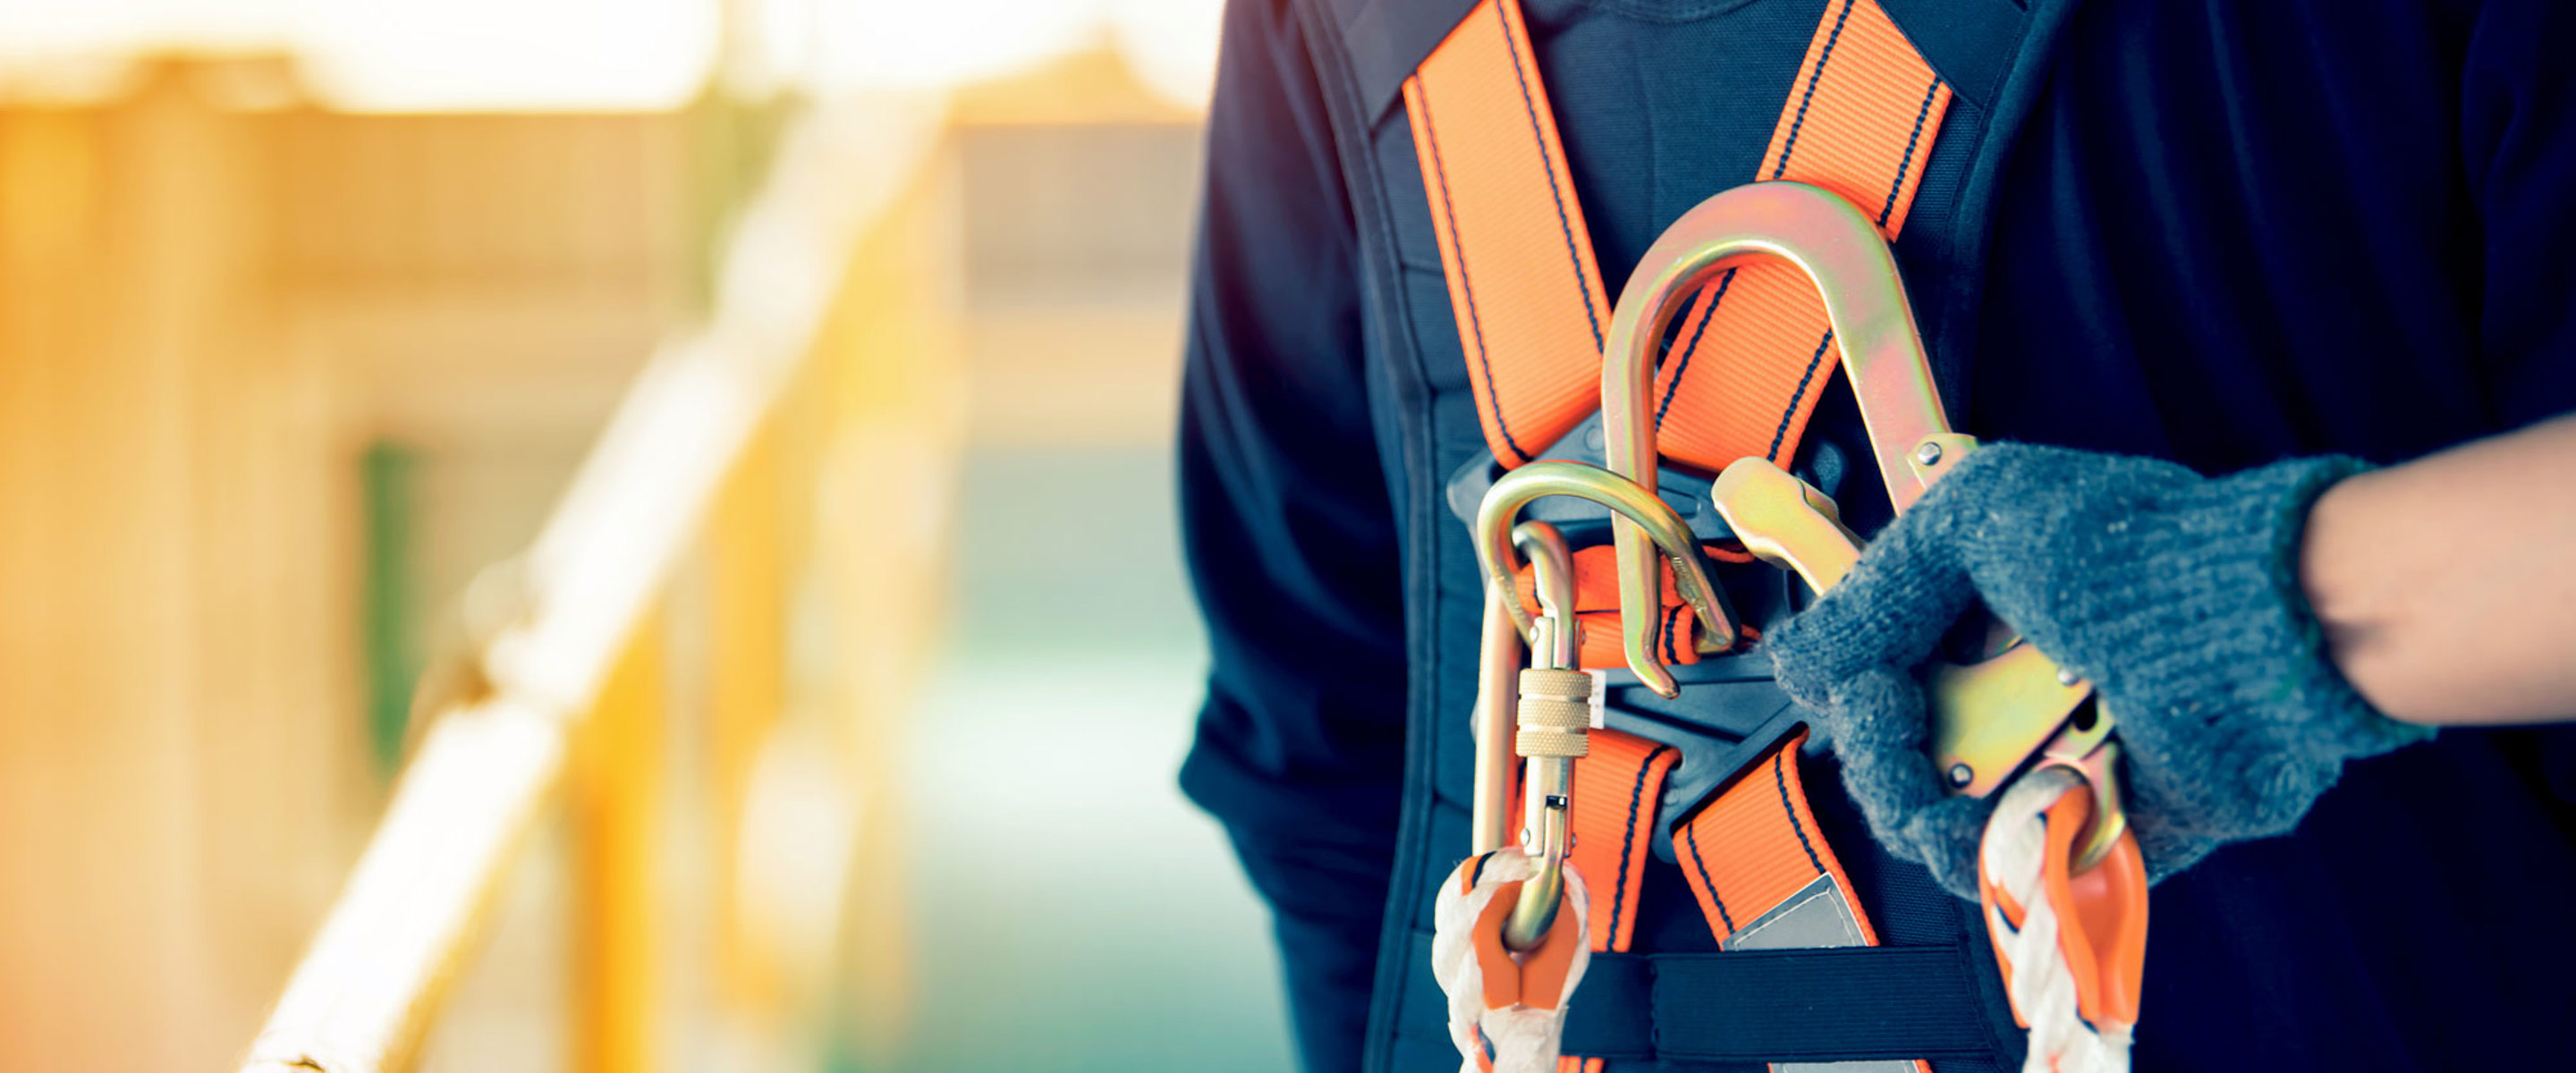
[1402,0,1951,477]
[1408,2,1970,1068]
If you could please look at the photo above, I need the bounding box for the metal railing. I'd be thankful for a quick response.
[238,98,942,1073]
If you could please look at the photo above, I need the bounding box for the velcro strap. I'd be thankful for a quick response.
[1562,947,1996,1063]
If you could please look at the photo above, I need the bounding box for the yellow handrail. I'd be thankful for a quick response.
[236,99,939,1073]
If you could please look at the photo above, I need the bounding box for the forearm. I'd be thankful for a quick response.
[2300,412,2576,725]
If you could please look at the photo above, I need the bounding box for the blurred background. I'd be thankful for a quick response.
[0,2,1295,1070]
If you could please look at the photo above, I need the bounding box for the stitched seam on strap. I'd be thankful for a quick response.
[1495,0,1605,350]
[1682,820,1737,934]
[1413,80,1530,463]
[1766,328,1835,461]
[1771,0,1857,180]
[1774,750,1826,874]
[1879,77,1943,227]
[1652,266,1737,433]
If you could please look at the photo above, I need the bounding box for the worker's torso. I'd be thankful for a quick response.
[1294,0,2576,1068]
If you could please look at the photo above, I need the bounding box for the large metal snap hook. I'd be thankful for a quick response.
[1606,182,2127,871]
[1597,182,1959,654]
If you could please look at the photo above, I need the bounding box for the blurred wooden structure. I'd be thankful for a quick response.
[0,56,959,1073]
[0,40,1199,1073]
[0,57,677,1069]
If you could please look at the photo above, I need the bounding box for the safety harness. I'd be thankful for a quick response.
[1406,3,2145,1071]
[1407,0,1949,477]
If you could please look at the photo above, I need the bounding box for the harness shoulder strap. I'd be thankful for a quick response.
[1402,0,1951,476]
[1650,0,1952,472]
[1401,0,1611,468]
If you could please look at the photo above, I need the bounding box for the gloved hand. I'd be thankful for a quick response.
[1767,443,2435,898]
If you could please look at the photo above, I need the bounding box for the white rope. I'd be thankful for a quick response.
[1430,852,1592,1073]
[1979,768,2131,1073]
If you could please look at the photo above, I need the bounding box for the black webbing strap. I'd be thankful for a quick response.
[1563,945,1997,1063]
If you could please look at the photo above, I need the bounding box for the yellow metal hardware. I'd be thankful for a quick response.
[1502,520,1576,951]
[1473,460,1733,698]
[1591,181,2129,871]
[1707,459,1863,592]
[1516,520,1580,669]
[1472,589,1525,856]
[2034,723,2129,871]
[1470,520,1581,857]
[1924,648,2094,800]
[1471,466,1723,950]
[1707,454,2123,870]
[1597,182,1953,662]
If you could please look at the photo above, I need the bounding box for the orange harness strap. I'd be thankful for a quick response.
[1675,731,1932,1073]
[1402,0,1610,469]
[1512,544,1758,671]
[1563,730,1679,958]
[1403,0,1950,476]
[1555,730,1677,1073]
[1649,0,1951,471]
[1555,733,1928,1072]
[1675,731,1876,946]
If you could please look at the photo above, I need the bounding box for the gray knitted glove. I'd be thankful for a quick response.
[1767,444,2434,898]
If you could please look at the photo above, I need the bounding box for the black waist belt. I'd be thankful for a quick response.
[1565,945,1997,1063]
[1401,933,2003,1066]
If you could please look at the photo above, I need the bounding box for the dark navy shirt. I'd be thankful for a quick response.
[1178,1,2576,1069]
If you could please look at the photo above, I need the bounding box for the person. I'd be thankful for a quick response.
[1175,0,2576,1069]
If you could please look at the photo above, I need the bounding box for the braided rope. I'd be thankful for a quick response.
[1979,768,2131,1073]
[1430,852,1593,1073]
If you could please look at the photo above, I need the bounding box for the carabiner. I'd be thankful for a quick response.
[1473,461,1733,699]
[1470,466,1724,950]
[1471,522,1578,858]
[1499,521,1578,950]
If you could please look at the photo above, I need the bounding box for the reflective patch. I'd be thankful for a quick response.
[1722,872,1864,952]
[1723,874,1914,1073]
